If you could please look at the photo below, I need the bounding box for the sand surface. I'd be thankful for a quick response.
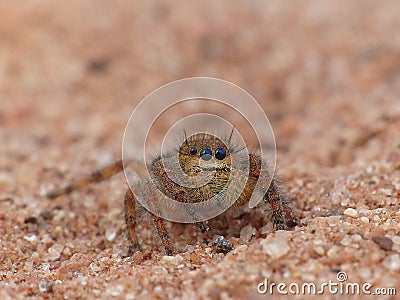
[1,1,399,299]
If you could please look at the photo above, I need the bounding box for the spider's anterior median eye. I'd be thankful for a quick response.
[215,147,226,160]
[200,148,212,161]
[189,147,197,155]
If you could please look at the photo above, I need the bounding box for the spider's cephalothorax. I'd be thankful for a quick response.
[150,133,233,206]
[45,133,297,256]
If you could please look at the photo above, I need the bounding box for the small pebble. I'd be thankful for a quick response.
[125,293,136,300]
[260,233,290,259]
[105,228,117,241]
[63,247,72,256]
[340,235,351,246]
[327,216,340,226]
[340,198,349,206]
[383,254,400,271]
[89,262,101,272]
[0,172,12,185]
[42,263,51,273]
[359,267,372,281]
[24,261,34,272]
[68,270,81,278]
[189,253,201,265]
[314,246,325,256]
[213,236,233,253]
[106,284,124,297]
[372,236,393,251]
[381,188,391,196]
[48,244,64,260]
[162,254,184,266]
[50,260,61,270]
[351,234,362,242]
[327,246,339,257]
[261,223,274,235]
[204,247,212,254]
[38,280,54,293]
[232,244,248,255]
[240,225,256,242]
[343,208,358,218]
[24,234,37,242]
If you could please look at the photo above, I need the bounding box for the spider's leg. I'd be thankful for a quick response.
[264,179,294,230]
[45,160,124,198]
[282,196,298,228]
[152,215,173,255]
[249,154,297,230]
[124,188,142,255]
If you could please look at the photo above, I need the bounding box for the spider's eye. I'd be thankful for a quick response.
[189,147,197,155]
[200,148,212,161]
[215,148,226,160]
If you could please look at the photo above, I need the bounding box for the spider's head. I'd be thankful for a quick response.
[178,133,232,176]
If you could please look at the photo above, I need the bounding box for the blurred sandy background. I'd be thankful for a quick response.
[0,1,399,299]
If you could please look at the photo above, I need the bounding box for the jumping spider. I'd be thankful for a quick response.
[46,133,297,256]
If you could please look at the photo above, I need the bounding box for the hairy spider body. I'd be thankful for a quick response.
[46,133,297,256]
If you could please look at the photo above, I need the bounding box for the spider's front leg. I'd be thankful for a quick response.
[264,180,297,230]
[249,154,297,230]
[125,188,174,256]
[124,188,142,256]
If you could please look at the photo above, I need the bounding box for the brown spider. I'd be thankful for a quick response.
[46,133,297,256]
